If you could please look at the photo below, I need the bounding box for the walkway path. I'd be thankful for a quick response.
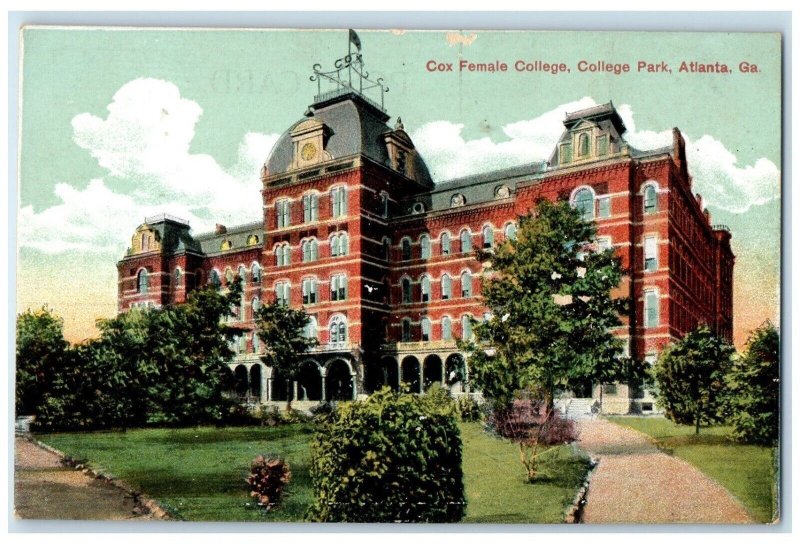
[14,436,151,520]
[576,418,753,524]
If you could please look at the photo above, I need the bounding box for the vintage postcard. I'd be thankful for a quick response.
[14,26,782,525]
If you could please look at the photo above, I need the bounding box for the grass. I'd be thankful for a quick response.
[608,416,778,523]
[35,421,591,523]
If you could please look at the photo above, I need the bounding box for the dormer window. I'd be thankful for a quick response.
[396,149,407,174]
[560,143,573,164]
[578,132,590,157]
[597,134,609,156]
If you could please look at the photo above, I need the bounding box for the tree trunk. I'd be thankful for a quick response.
[695,410,701,434]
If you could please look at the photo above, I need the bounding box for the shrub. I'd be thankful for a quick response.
[455,395,482,422]
[488,398,577,482]
[306,387,466,522]
[246,455,292,510]
[255,405,283,427]
[420,383,457,417]
[309,401,336,422]
[280,408,313,425]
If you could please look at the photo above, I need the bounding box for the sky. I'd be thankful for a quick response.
[16,28,781,349]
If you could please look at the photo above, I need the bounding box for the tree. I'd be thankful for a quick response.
[652,324,734,434]
[254,301,317,410]
[16,307,69,416]
[464,199,630,410]
[726,321,779,445]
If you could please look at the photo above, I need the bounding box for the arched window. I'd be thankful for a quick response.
[460,229,472,253]
[302,239,319,262]
[461,271,472,298]
[421,275,431,302]
[237,265,247,286]
[382,237,391,261]
[225,268,234,285]
[441,316,452,341]
[330,235,340,257]
[304,316,318,340]
[578,132,590,156]
[504,222,517,241]
[401,277,412,304]
[482,225,494,249]
[574,188,594,221]
[420,234,431,259]
[401,319,411,342]
[137,269,148,294]
[282,245,291,266]
[401,238,412,261]
[209,270,221,288]
[421,318,432,342]
[251,263,261,283]
[441,274,452,300]
[330,274,347,301]
[303,192,319,223]
[252,297,261,315]
[461,315,473,341]
[240,294,247,322]
[331,232,348,257]
[247,234,259,246]
[329,315,347,343]
[440,232,451,255]
[380,193,389,218]
[644,185,658,214]
[174,268,182,287]
[252,333,260,353]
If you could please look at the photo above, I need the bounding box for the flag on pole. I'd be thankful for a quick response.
[349,29,362,51]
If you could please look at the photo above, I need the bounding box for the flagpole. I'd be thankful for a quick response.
[347,30,352,88]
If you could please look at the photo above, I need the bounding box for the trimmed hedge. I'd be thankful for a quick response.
[306,388,466,522]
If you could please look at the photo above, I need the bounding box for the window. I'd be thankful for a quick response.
[240,295,247,322]
[330,315,347,344]
[574,188,594,221]
[252,333,260,353]
[303,193,319,223]
[401,277,412,304]
[440,232,451,255]
[645,290,659,328]
[603,384,618,395]
[380,193,389,218]
[331,233,348,257]
[420,234,431,259]
[560,143,572,164]
[330,274,347,301]
[304,316,318,340]
[460,229,472,253]
[597,237,612,252]
[275,282,290,306]
[251,263,261,283]
[441,274,452,300]
[225,268,234,286]
[482,225,494,248]
[461,315,473,341]
[396,149,407,174]
[237,265,247,286]
[644,236,658,272]
[302,278,318,305]
[644,185,658,214]
[504,222,517,241]
[276,199,291,228]
[382,237,391,261]
[401,238,412,261]
[209,270,221,288]
[461,271,472,298]
[421,318,432,342]
[421,275,431,302]
[247,234,259,246]
[598,196,611,218]
[252,297,261,315]
[137,269,148,294]
[401,319,411,342]
[331,186,347,218]
[578,132,590,156]
[597,134,609,156]
[174,268,182,287]
[441,317,452,341]
[221,240,232,251]
[275,244,291,267]
[302,239,319,263]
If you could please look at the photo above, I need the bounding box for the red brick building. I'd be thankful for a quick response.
[117,54,734,414]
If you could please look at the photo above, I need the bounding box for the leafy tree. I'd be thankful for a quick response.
[464,199,630,409]
[652,324,735,434]
[16,307,69,416]
[726,321,780,445]
[254,301,317,410]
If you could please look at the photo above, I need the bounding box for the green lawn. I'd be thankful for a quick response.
[36,422,590,523]
[608,416,778,523]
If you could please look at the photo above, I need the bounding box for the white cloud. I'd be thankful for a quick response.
[20,78,279,255]
[413,98,779,214]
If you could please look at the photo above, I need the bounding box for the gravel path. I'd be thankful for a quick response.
[14,437,151,520]
[576,418,753,524]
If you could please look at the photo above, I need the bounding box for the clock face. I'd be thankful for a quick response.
[301,142,317,161]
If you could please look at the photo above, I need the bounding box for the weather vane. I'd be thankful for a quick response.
[310,29,389,110]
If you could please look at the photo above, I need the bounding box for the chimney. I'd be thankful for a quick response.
[703,208,711,223]
[215,224,227,234]
[695,193,703,209]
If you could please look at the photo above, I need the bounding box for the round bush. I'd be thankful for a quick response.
[306,387,466,522]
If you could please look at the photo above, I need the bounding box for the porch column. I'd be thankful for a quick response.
[351,373,357,400]
[260,366,268,403]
